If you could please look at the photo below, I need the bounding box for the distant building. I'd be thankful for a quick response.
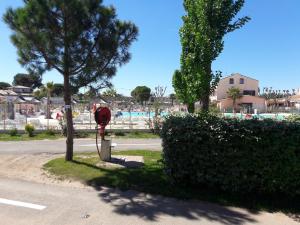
[289,94,300,110]
[211,73,266,113]
[0,86,41,116]
[14,96,41,115]
[8,86,33,97]
[41,97,78,110]
[0,90,18,96]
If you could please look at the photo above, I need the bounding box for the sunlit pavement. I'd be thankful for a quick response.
[1,177,299,225]
[0,138,162,155]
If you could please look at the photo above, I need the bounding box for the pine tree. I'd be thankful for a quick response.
[4,0,138,161]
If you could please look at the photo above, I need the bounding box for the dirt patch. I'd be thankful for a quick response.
[0,153,86,188]
[96,155,144,168]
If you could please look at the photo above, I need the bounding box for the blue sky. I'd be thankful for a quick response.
[0,0,299,96]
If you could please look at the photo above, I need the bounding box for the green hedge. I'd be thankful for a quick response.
[161,114,300,197]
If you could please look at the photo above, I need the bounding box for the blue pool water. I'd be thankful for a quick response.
[116,111,168,118]
[223,113,286,121]
[115,111,288,120]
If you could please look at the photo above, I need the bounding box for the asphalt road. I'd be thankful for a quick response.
[0,138,162,154]
[0,139,299,225]
[1,177,298,225]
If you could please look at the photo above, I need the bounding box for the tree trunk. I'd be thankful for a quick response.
[187,102,195,113]
[201,95,210,112]
[233,99,236,113]
[62,10,73,161]
[64,74,74,161]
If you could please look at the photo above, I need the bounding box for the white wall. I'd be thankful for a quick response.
[215,73,259,100]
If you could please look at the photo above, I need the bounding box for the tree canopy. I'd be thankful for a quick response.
[172,69,196,113]
[0,82,11,90]
[52,83,64,97]
[51,83,78,97]
[4,0,138,161]
[174,0,250,112]
[131,86,151,105]
[102,87,117,97]
[33,82,78,99]
[12,73,42,89]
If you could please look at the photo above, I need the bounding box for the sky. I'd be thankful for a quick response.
[0,0,299,96]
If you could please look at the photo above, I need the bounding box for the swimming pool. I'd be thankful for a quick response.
[115,111,168,118]
[223,113,288,121]
[115,111,289,120]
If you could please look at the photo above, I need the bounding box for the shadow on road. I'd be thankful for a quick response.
[71,160,258,224]
[96,187,257,224]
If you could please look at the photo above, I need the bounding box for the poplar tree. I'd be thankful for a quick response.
[4,0,138,161]
[172,70,196,113]
[174,0,250,111]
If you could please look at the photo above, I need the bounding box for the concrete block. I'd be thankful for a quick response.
[100,140,111,161]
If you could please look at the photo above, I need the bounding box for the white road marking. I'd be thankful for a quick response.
[78,143,160,147]
[0,198,46,210]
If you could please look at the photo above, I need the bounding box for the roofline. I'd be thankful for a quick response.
[220,73,259,82]
[8,86,32,89]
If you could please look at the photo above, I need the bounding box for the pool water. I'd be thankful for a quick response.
[223,113,287,121]
[115,111,288,120]
[115,111,168,118]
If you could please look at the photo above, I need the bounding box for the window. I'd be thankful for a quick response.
[240,78,245,84]
[229,78,234,84]
[243,90,256,96]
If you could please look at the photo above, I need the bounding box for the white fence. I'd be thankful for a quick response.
[0,112,152,131]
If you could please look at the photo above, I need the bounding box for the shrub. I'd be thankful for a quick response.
[161,113,300,197]
[208,103,221,116]
[25,124,35,137]
[45,129,56,136]
[146,117,163,135]
[152,117,163,135]
[74,131,89,138]
[287,114,300,123]
[133,131,141,135]
[9,128,18,136]
[58,119,67,137]
[115,131,125,136]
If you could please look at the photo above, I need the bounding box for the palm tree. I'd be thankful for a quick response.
[227,87,242,113]
[265,87,268,94]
